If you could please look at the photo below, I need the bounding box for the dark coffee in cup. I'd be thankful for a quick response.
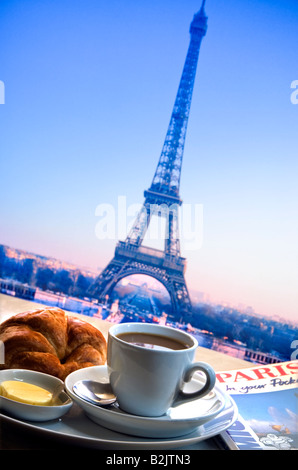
[117,332,190,351]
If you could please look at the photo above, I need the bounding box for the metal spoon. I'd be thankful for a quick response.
[73,380,117,406]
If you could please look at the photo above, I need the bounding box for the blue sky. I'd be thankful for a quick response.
[0,0,297,322]
[233,389,298,436]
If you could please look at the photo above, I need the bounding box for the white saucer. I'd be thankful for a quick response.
[65,365,227,438]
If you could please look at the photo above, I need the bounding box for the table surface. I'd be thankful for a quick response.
[0,293,251,450]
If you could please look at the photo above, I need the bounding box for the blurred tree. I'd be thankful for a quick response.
[18,258,34,284]
[72,273,93,298]
[0,245,7,277]
[35,267,55,290]
[54,269,74,295]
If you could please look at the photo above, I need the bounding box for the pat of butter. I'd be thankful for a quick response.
[0,380,53,406]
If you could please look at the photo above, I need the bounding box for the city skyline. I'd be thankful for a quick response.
[0,0,297,323]
[4,243,298,330]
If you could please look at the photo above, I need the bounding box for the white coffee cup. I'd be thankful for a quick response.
[107,322,216,417]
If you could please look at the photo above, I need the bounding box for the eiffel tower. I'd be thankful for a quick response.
[89,2,208,320]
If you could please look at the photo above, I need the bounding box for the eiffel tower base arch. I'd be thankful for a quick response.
[88,242,192,321]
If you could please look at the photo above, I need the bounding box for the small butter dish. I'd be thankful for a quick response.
[0,369,72,422]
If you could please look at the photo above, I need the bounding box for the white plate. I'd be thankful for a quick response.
[65,365,227,438]
[0,396,238,450]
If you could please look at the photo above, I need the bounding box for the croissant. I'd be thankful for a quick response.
[0,307,107,380]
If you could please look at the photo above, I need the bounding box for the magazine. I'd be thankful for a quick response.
[215,360,298,450]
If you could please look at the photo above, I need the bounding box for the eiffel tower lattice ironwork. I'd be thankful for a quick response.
[89,2,208,319]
